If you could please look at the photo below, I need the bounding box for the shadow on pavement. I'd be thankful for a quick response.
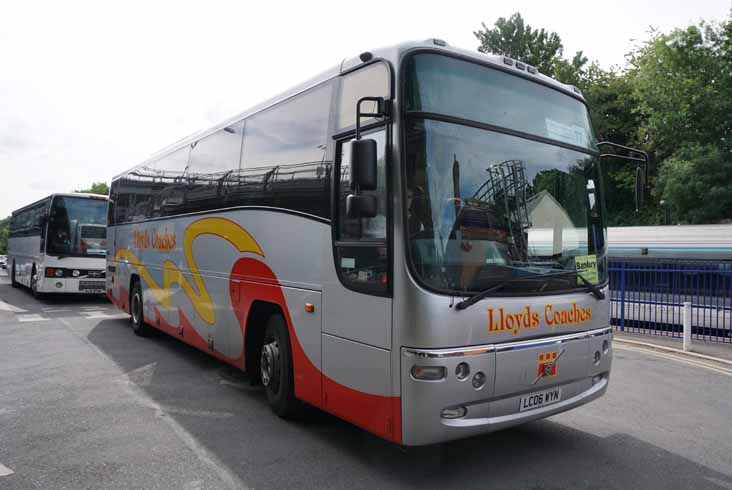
[87,318,732,490]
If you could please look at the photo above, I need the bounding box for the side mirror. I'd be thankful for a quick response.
[347,194,377,219]
[350,138,377,191]
[634,166,645,211]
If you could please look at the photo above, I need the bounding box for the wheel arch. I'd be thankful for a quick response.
[245,300,284,381]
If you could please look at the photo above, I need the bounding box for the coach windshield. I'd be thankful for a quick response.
[46,196,108,257]
[403,53,607,296]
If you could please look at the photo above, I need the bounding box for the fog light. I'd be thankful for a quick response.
[593,350,601,365]
[602,340,610,354]
[411,365,446,381]
[441,406,467,419]
[472,371,486,390]
[55,269,63,277]
[55,282,62,288]
[592,374,603,385]
[455,362,470,380]
[72,270,80,277]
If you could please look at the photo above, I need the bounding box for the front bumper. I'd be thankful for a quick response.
[37,276,106,294]
[401,327,612,445]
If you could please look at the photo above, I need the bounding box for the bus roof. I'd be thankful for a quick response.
[114,39,585,181]
[11,193,109,216]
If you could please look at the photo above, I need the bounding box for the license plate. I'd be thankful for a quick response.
[519,387,562,412]
[79,281,105,291]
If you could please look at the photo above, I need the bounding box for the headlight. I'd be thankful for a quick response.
[72,270,80,277]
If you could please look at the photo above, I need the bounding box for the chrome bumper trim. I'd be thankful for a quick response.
[403,327,612,358]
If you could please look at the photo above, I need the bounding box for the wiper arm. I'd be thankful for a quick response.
[576,273,605,300]
[455,270,604,311]
[454,283,507,311]
[455,271,571,311]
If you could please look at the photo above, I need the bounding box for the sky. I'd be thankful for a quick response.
[1,0,730,218]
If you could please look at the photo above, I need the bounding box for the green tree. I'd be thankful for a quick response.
[75,182,109,195]
[474,12,564,74]
[656,144,732,223]
[0,216,9,255]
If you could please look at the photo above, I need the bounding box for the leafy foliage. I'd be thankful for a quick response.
[0,216,9,255]
[476,11,732,225]
[75,182,109,196]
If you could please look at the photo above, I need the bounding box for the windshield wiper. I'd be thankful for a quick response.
[455,270,604,311]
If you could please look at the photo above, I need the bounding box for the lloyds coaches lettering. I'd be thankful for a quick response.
[487,303,593,335]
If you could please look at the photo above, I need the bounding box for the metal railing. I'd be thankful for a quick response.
[609,259,732,343]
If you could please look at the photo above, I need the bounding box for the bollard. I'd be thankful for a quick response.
[683,301,692,352]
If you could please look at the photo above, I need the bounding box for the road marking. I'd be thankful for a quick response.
[0,463,14,477]
[81,312,127,320]
[17,314,49,323]
[0,300,27,313]
[123,362,157,387]
[57,317,249,490]
[615,344,732,378]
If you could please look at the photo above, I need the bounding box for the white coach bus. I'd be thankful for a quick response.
[8,193,109,297]
[107,40,643,445]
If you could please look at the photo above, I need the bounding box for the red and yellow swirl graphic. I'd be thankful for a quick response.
[116,217,263,324]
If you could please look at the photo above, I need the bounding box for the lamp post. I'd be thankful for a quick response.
[659,200,670,225]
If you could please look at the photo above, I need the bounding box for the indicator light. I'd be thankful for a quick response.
[411,365,446,381]
[304,303,315,313]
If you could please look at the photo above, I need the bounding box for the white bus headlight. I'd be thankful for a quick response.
[72,270,80,277]
[55,269,63,277]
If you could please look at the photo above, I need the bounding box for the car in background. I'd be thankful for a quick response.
[0,255,7,269]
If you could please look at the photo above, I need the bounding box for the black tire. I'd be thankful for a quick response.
[10,262,18,288]
[130,281,153,337]
[260,313,301,417]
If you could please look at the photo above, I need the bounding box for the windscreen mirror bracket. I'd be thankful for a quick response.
[346,96,388,218]
[597,141,649,212]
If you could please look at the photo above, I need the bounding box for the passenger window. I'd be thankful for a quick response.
[150,146,190,218]
[186,122,244,214]
[336,62,390,130]
[233,82,333,219]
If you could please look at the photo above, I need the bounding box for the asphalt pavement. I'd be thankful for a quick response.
[1,269,731,490]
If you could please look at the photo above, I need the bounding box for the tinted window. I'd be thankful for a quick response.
[405,54,596,150]
[47,196,108,256]
[186,122,244,213]
[242,83,331,169]
[232,82,333,219]
[337,62,390,130]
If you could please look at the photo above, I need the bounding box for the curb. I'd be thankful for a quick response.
[613,337,732,367]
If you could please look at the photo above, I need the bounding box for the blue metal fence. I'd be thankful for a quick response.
[609,259,732,343]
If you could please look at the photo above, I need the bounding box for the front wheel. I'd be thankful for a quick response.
[30,267,44,299]
[130,281,153,337]
[10,262,18,288]
[260,313,301,417]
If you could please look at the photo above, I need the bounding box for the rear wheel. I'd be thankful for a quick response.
[260,313,300,417]
[10,262,18,288]
[130,281,152,337]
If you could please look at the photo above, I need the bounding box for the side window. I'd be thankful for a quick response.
[334,129,389,293]
[336,62,390,131]
[234,82,332,218]
[338,130,387,240]
[152,146,190,218]
[186,122,244,214]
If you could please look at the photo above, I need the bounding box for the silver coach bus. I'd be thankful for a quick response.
[107,40,642,445]
[9,193,109,297]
